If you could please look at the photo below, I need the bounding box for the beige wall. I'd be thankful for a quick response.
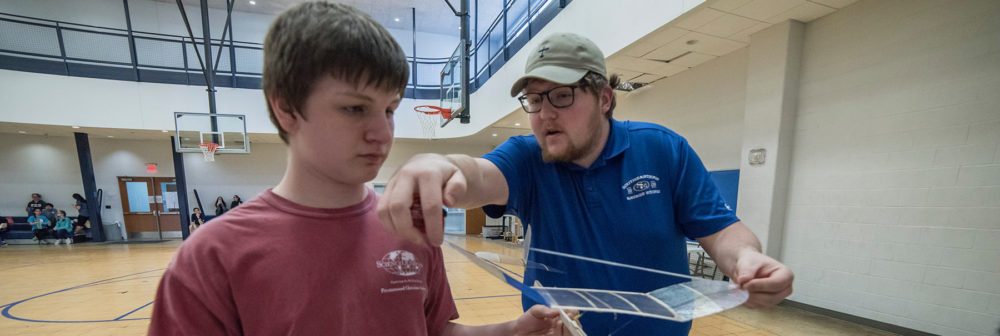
[780,1,1000,334]
[610,1,1000,334]
[616,47,748,171]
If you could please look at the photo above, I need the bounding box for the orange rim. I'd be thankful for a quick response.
[414,105,452,119]
[198,142,219,151]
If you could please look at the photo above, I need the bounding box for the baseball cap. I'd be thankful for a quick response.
[509,32,607,97]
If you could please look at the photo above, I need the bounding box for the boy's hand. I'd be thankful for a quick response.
[377,154,466,246]
[513,305,576,336]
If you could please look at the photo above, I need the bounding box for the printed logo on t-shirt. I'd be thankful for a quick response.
[622,174,661,201]
[376,250,424,276]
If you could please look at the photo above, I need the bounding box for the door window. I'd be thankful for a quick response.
[125,181,151,212]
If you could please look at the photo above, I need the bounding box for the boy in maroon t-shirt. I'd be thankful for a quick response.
[149,2,570,335]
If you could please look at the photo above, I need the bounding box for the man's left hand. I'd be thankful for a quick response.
[734,250,794,308]
[512,305,577,336]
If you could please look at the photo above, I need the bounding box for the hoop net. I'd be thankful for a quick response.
[198,142,219,162]
[414,106,451,139]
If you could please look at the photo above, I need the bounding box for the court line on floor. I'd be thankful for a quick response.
[483,258,524,279]
[56,275,163,293]
[114,301,155,321]
[454,294,521,301]
[1,268,165,324]
[442,240,526,279]
[4,242,528,324]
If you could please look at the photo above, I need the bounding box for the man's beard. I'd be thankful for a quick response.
[540,109,604,163]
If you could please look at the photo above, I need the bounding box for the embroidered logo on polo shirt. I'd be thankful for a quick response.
[376,250,424,276]
[622,174,661,201]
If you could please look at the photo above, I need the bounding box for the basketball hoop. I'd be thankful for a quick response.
[414,105,452,138]
[198,142,219,162]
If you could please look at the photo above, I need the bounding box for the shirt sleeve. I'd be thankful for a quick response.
[148,238,242,335]
[423,247,459,335]
[481,136,533,219]
[670,139,740,239]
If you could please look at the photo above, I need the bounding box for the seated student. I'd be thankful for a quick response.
[188,207,205,234]
[28,208,50,245]
[53,210,73,245]
[148,3,571,335]
[41,203,58,237]
[72,193,90,235]
[0,217,8,247]
[42,203,57,225]
[213,196,227,216]
[26,193,44,216]
[230,194,243,210]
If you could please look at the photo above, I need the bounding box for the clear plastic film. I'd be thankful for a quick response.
[447,241,748,325]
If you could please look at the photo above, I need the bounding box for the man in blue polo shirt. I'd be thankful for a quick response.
[379,32,793,335]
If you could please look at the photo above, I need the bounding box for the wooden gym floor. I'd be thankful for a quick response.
[0,236,896,335]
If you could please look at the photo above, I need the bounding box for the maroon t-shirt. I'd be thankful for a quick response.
[149,189,459,335]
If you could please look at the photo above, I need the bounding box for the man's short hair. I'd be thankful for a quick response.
[262,2,409,143]
[578,72,621,119]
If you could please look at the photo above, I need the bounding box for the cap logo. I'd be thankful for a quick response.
[537,47,550,58]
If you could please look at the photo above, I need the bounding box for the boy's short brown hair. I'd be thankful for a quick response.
[262,2,409,143]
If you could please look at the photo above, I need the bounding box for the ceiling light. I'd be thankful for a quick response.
[491,133,497,137]
[394,18,400,22]
[18,130,27,134]
[514,122,521,126]
[615,81,647,92]
[71,125,80,129]
[248,0,256,5]
[107,135,114,138]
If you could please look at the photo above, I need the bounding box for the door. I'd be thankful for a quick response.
[153,177,181,234]
[465,207,485,235]
[118,176,182,240]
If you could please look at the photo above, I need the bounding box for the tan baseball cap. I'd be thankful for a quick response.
[509,32,607,97]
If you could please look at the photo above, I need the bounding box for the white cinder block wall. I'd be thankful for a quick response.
[616,47,748,171]
[782,0,1000,335]
[615,0,999,334]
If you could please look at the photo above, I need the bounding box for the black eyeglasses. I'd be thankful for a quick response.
[517,85,578,113]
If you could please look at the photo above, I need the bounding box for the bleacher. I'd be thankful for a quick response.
[3,215,90,245]
[2,211,221,245]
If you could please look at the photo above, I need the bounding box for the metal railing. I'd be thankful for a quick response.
[0,11,452,95]
[1,0,571,96]
[468,0,570,92]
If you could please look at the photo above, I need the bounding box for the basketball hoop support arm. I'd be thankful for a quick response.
[459,0,471,123]
[176,0,224,141]
[443,0,471,124]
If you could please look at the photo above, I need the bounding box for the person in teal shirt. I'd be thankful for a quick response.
[28,208,50,245]
[53,210,73,245]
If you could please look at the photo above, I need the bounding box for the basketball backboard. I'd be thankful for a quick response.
[173,112,249,153]
[440,42,467,127]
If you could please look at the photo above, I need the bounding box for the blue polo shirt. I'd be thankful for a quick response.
[483,119,739,335]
